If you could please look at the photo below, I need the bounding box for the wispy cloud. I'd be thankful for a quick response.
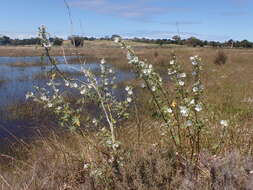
[69,0,191,20]
[145,20,203,26]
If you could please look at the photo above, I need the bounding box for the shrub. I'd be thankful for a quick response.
[214,50,227,65]
[70,36,84,47]
[14,27,232,189]
[52,37,63,46]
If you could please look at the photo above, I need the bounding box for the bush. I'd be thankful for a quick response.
[52,37,63,46]
[214,50,227,65]
[71,36,84,47]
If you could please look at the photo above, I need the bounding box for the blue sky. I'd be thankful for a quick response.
[0,0,252,41]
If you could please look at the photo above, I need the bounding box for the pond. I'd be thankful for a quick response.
[0,56,135,142]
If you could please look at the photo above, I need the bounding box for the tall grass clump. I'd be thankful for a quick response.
[214,50,228,65]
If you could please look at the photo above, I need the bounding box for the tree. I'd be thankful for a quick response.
[70,36,84,47]
[111,34,121,40]
[172,35,181,44]
[227,39,234,48]
[53,38,64,46]
[0,36,11,45]
[185,37,203,47]
[240,40,253,48]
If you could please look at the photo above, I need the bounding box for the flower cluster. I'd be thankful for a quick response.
[38,25,51,48]
[116,38,208,162]
[27,28,134,150]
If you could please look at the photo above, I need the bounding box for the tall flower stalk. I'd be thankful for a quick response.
[27,26,133,150]
[115,37,206,164]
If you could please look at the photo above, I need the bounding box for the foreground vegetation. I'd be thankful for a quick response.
[1,27,253,189]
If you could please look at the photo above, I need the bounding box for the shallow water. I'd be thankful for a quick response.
[0,56,135,106]
[0,56,135,141]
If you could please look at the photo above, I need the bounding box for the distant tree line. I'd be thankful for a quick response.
[1,34,253,48]
[0,36,64,46]
[131,36,253,48]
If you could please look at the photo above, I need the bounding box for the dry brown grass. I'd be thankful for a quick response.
[2,45,253,189]
[2,122,253,189]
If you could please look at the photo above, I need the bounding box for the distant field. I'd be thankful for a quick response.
[0,40,183,57]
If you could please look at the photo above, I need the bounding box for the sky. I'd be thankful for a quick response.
[0,0,252,41]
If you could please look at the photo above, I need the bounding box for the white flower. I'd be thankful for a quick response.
[106,140,112,145]
[43,43,51,48]
[148,64,153,69]
[92,119,98,125]
[47,103,53,108]
[73,83,78,88]
[180,106,189,117]
[168,69,176,75]
[132,56,139,63]
[178,80,185,86]
[166,108,173,113]
[25,92,34,99]
[125,86,130,91]
[109,69,113,73]
[127,52,132,60]
[83,163,89,169]
[56,106,62,111]
[151,86,156,92]
[190,55,199,61]
[177,73,186,78]
[195,104,202,112]
[47,82,52,86]
[220,120,228,127]
[128,90,133,95]
[101,65,105,73]
[170,60,175,65]
[101,58,106,64]
[114,37,120,43]
[80,89,86,95]
[192,61,198,66]
[41,95,48,101]
[189,99,195,105]
[193,87,199,92]
[113,143,120,149]
[139,61,145,67]
[186,120,193,127]
[127,97,132,103]
[147,68,152,75]
[65,81,70,87]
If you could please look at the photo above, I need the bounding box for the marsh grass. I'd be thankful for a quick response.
[2,40,253,189]
[2,123,253,189]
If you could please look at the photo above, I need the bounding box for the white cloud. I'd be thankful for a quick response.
[70,0,190,20]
